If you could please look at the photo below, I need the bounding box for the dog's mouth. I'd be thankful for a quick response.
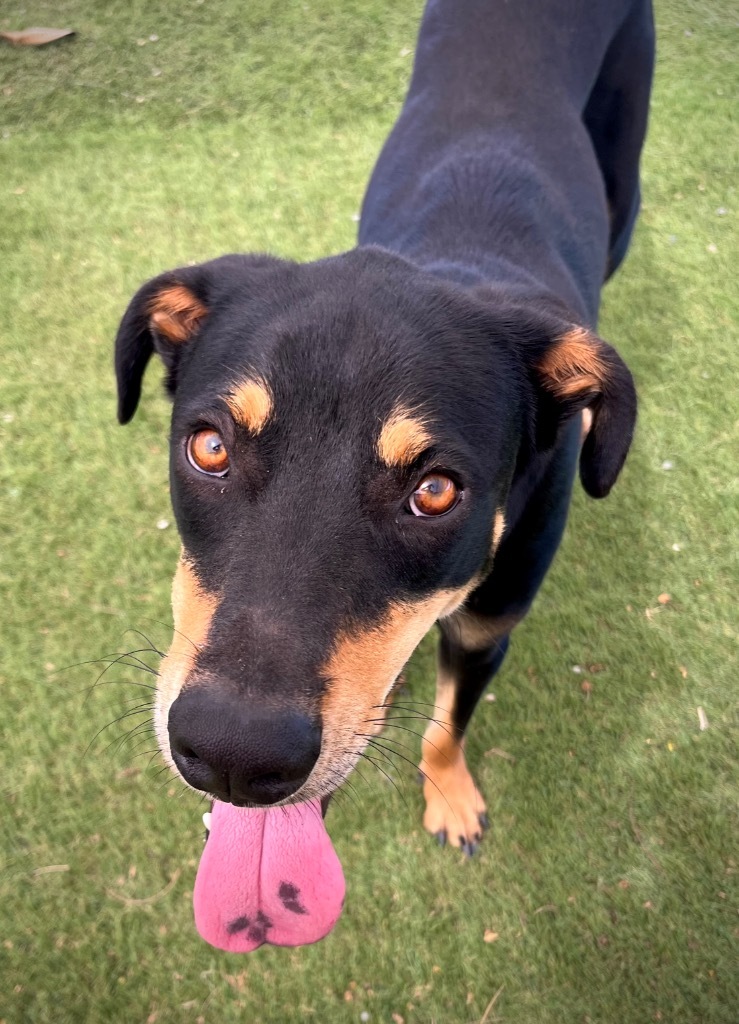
[193,792,345,952]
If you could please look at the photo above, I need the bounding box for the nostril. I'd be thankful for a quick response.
[177,744,199,761]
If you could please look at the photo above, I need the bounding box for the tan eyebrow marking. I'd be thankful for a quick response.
[537,327,607,400]
[147,284,208,344]
[224,375,273,434]
[377,405,433,467]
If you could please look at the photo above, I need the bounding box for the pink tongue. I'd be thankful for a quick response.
[193,799,345,952]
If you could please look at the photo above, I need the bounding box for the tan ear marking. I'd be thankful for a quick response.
[224,376,273,434]
[148,284,208,344]
[537,327,607,400]
[377,405,433,467]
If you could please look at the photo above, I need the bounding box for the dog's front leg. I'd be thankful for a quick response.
[419,617,512,856]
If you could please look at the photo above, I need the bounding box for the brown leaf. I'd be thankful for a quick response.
[483,929,499,943]
[657,593,671,605]
[0,27,75,46]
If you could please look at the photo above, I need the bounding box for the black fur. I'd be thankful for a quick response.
[114,0,654,825]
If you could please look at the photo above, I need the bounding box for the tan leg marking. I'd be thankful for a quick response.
[419,665,486,852]
[444,607,522,652]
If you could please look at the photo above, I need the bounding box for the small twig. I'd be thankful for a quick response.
[533,904,557,915]
[480,985,504,1024]
[484,747,516,763]
[697,706,709,731]
[32,864,70,876]
[107,868,181,907]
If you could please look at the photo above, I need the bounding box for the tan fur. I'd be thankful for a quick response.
[148,285,208,344]
[444,608,523,652]
[377,406,432,467]
[537,327,607,400]
[314,582,476,795]
[154,553,219,768]
[419,665,486,847]
[224,376,273,434]
[491,508,506,552]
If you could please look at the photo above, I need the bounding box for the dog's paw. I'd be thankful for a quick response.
[421,754,488,857]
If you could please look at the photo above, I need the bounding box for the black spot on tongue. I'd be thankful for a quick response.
[227,910,273,943]
[279,881,308,915]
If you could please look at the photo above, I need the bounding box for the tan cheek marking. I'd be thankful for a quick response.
[147,284,208,344]
[491,508,506,552]
[537,327,607,401]
[224,376,273,434]
[320,582,475,749]
[377,406,433,467]
[155,553,218,760]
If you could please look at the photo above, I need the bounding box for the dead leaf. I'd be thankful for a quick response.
[657,593,671,605]
[484,747,516,762]
[483,929,499,943]
[0,27,75,46]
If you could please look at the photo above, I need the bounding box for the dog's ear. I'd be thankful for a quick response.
[114,254,288,423]
[114,265,211,424]
[529,323,637,498]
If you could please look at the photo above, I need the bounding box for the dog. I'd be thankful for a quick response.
[113,0,654,952]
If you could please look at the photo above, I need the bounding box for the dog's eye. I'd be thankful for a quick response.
[409,474,460,517]
[187,429,229,476]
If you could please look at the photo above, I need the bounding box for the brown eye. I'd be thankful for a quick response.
[409,474,460,517]
[187,429,229,476]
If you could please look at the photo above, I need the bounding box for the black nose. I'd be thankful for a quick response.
[168,688,322,805]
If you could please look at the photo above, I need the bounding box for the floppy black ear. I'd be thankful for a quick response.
[531,325,637,498]
[114,265,211,424]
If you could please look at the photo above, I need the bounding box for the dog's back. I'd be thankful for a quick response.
[360,0,654,323]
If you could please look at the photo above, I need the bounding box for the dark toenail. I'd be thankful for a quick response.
[479,813,490,830]
[435,830,447,847]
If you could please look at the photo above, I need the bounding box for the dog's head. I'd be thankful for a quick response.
[115,247,635,809]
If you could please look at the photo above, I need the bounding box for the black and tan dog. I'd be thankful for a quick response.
[114,0,654,950]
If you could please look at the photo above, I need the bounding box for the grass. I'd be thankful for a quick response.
[1,1,737,1021]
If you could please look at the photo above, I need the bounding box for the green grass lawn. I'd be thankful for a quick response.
[1,1,737,1021]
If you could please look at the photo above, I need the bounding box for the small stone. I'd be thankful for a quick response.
[657,593,671,605]
[671,543,681,551]
[572,665,583,674]
[351,213,360,222]
[484,693,496,702]
[661,460,673,470]
[149,34,159,42]
[360,1014,370,1023]
[706,242,718,254]
[716,207,727,215]
[156,518,170,530]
